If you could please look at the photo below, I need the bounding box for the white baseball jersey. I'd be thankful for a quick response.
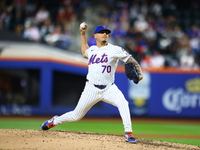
[54,43,133,132]
[86,43,131,85]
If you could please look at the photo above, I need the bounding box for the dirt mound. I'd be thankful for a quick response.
[0,129,199,150]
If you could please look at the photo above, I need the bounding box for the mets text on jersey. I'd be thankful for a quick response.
[88,54,108,65]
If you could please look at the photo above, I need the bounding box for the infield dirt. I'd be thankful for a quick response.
[0,129,200,150]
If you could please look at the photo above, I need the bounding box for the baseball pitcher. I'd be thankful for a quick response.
[40,22,143,143]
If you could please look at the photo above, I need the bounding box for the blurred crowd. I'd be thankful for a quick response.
[0,0,200,69]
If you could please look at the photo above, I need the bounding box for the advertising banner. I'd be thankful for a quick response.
[128,72,151,116]
[148,73,200,118]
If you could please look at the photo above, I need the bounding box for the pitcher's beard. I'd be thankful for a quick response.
[102,40,107,44]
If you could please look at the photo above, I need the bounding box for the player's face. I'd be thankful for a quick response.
[95,30,109,43]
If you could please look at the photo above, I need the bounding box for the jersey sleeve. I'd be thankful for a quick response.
[85,46,96,57]
[114,46,132,62]
[85,47,91,58]
[85,49,89,57]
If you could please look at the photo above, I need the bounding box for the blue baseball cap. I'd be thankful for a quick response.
[94,25,111,34]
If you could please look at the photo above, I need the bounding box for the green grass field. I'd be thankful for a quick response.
[0,117,199,146]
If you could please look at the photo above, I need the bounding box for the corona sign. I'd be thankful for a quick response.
[149,74,200,118]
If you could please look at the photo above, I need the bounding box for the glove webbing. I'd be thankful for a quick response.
[125,63,139,84]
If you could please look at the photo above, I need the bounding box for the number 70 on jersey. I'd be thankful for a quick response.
[102,65,111,73]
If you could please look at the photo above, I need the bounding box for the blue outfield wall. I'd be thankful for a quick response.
[0,60,200,118]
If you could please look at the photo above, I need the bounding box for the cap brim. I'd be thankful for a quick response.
[96,29,111,34]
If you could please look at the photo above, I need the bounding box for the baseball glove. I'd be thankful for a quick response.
[124,62,139,84]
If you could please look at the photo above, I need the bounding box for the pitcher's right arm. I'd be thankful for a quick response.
[80,22,89,59]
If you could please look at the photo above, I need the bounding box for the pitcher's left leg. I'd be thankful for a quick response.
[103,84,137,143]
[103,84,132,132]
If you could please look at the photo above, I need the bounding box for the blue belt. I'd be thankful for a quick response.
[94,85,107,89]
[86,80,108,89]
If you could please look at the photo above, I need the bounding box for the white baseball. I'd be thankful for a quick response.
[80,23,86,29]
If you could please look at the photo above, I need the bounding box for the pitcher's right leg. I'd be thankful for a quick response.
[40,82,100,129]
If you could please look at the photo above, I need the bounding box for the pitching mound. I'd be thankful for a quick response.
[0,129,199,150]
